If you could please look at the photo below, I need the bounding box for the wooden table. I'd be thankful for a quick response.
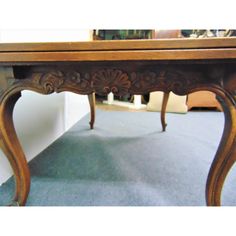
[0,38,236,206]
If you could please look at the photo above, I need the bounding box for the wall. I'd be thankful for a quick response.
[0,30,92,185]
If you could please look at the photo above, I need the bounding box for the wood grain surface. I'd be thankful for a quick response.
[0,38,235,206]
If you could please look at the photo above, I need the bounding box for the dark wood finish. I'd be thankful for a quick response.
[88,92,95,129]
[0,38,236,206]
[161,92,170,131]
[0,68,30,206]
[206,94,236,205]
[154,30,182,131]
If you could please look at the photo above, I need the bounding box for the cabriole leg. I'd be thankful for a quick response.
[88,92,95,129]
[206,94,236,206]
[161,92,170,132]
[0,92,30,206]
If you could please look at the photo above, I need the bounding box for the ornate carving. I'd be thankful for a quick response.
[65,71,91,89]
[1,65,232,98]
[28,68,204,96]
[130,68,205,95]
[165,69,204,94]
[33,70,65,93]
[92,69,130,95]
[10,70,93,95]
[130,70,165,92]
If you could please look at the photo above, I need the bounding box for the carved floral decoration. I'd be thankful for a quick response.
[2,65,232,98]
[21,70,92,94]
[130,69,204,95]
[37,70,64,93]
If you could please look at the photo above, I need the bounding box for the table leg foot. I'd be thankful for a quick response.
[161,92,170,132]
[88,92,95,129]
[0,92,30,206]
[206,94,236,206]
[8,200,20,206]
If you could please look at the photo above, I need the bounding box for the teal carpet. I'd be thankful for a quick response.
[0,110,235,206]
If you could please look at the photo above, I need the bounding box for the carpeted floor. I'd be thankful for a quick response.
[0,109,235,206]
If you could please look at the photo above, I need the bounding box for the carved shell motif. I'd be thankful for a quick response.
[92,69,131,96]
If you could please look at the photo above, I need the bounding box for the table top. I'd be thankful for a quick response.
[1,37,236,63]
